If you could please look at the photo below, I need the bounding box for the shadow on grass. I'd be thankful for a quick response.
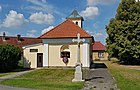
[0,67,33,73]
[12,68,33,72]
[119,60,140,66]
[90,62,107,69]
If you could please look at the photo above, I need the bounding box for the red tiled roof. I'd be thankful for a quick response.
[39,20,92,39]
[93,42,106,51]
[0,36,42,48]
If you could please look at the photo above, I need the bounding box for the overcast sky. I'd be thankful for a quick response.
[0,0,120,44]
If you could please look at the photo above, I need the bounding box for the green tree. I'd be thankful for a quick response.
[106,0,140,64]
[0,44,21,72]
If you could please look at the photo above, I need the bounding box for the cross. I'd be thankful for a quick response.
[72,33,85,82]
[72,33,85,63]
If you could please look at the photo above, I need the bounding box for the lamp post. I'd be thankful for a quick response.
[72,33,85,82]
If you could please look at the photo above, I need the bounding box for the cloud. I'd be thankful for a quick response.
[86,30,107,44]
[29,12,54,24]
[80,7,99,19]
[87,0,117,6]
[41,0,47,3]
[0,5,2,12]
[26,30,37,37]
[25,0,53,13]
[93,22,100,29]
[86,30,94,35]
[41,26,54,34]
[86,30,105,38]
[2,10,28,28]
[25,0,65,17]
[94,32,103,38]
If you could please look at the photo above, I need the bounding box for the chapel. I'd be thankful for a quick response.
[0,10,94,68]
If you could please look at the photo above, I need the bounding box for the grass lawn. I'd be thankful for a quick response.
[104,61,140,90]
[1,69,84,90]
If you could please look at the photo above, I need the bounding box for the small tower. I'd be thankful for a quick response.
[66,9,84,28]
[2,32,6,41]
[17,34,21,42]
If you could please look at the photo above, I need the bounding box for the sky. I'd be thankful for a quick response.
[0,0,121,45]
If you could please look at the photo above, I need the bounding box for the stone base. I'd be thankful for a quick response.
[72,64,85,82]
[72,79,84,82]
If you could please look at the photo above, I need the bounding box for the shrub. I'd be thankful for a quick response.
[0,44,21,72]
[18,60,24,68]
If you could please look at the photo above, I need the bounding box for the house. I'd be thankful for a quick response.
[92,41,108,61]
[23,10,94,68]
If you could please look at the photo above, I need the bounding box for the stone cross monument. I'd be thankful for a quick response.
[72,33,85,82]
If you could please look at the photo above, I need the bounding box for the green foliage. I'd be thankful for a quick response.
[0,44,21,72]
[106,0,140,63]
[18,60,24,68]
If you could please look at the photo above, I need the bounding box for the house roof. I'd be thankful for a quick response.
[66,9,84,21]
[39,20,91,39]
[93,41,106,51]
[0,36,42,48]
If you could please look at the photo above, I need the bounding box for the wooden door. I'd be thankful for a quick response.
[37,53,43,67]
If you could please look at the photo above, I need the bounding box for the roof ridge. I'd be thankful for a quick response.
[0,36,38,39]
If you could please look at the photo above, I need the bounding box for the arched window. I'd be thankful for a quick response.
[60,45,70,58]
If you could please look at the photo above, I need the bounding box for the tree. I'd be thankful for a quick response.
[0,44,21,72]
[106,0,140,64]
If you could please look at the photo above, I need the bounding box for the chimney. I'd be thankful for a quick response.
[2,32,6,41]
[17,34,21,42]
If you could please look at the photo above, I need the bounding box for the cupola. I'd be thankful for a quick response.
[66,9,84,28]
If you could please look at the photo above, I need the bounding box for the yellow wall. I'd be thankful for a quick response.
[23,44,44,68]
[48,44,83,67]
[92,51,108,61]
[23,42,90,68]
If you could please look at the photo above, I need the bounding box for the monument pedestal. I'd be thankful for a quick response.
[72,63,84,82]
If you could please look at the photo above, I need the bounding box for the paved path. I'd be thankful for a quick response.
[0,70,36,90]
[82,68,120,90]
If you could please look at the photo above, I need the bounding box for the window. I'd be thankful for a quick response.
[61,51,70,58]
[75,22,78,25]
[98,51,104,58]
[60,45,70,58]
[30,49,38,52]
